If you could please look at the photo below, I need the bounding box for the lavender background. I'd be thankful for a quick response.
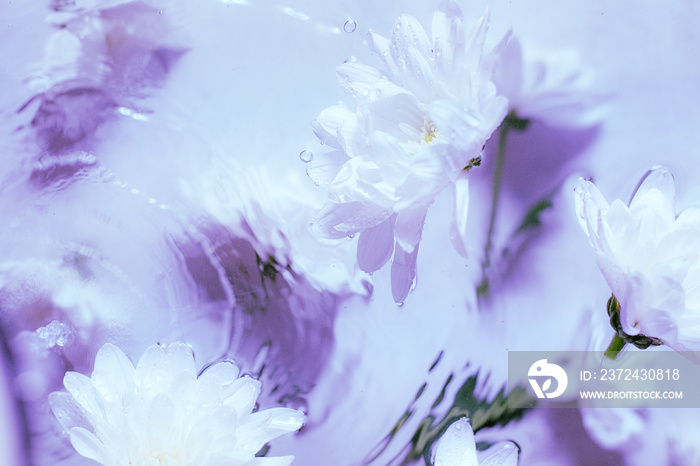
[0,0,698,465]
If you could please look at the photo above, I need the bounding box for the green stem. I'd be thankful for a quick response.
[604,334,627,360]
[477,121,510,295]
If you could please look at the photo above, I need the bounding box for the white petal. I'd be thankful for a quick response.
[629,167,675,224]
[432,1,464,80]
[223,376,261,418]
[429,98,506,156]
[357,215,396,273]
[200,361,240,388]
[91,343,135,399]
[69,427,107,464]
[240,407,305,448]
[388,13,435,100]
[315,201,391,238]
[574,178,610,240]
[336,62,384,104]
[166,342,197,377]
[134,344,167,383]
[367,31,401,80]
[394,205,429,254]
[391,241,420,303]
[494,36,524,102]
[63,372,105,420]
[306,149,348,186]
[432,418,479,466]
[450,173,470,258]
[478,441,519,466]
[462,12,490,75]
[246,456,296,466]
[312,105,355,149]
[146,393,175,451]
[48,391,90,431]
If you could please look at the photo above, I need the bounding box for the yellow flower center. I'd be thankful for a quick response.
[420,116,441,145]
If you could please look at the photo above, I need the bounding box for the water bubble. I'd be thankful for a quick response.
[306,168,320,186]
[343,19,357,33]
[36,320,73,348]
[299,150,314,163]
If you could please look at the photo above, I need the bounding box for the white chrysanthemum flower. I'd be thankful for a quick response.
[432,418,518,466]
[575,167,700,351]
[49,342,304,466]
[494,37,605,129]
[311,1,510,302]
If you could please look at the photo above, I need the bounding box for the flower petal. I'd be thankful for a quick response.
[478,441,519,466]
[432,417,479,466]
[315,201,391,238]
[336,62,384,104]
[450,172,470,258]
[222,376,261,418]
[63,372,106,420]
[432,1,464,81]
[312,105,355,149]
[394,205,429,254]
[92,343,135,399]
[391,241,420,303]
[69,427,107,464]
[49,391,90,431]
[629,167,675,224]
[357,215,396,273]
[429,98,506,157]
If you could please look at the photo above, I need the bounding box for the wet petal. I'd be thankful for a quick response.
[357,215,396,273]
[629,167,675,224]
[394,205,428,254]
[432,417,479,466]
[450,172,470,258]
[391,241,420,303]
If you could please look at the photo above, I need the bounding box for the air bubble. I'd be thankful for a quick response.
[299,150,314,163]
[343,19,356,33]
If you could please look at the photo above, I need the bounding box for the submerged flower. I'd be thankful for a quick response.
[493,37,605,129]
[25,0,188,152]
[311,1,510,302]
[49,342,304,465]
[432,418,518,466]
[575,167,700,351]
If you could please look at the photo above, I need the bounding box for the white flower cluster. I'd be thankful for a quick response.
[576,167,700,351]
[310,1,601,302]
[50,342,304,466]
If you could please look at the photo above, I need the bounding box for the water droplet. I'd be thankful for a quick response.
[343,19,356,33]
[299,150,314,163]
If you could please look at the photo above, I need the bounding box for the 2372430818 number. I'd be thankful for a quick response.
[599,368,680,381]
